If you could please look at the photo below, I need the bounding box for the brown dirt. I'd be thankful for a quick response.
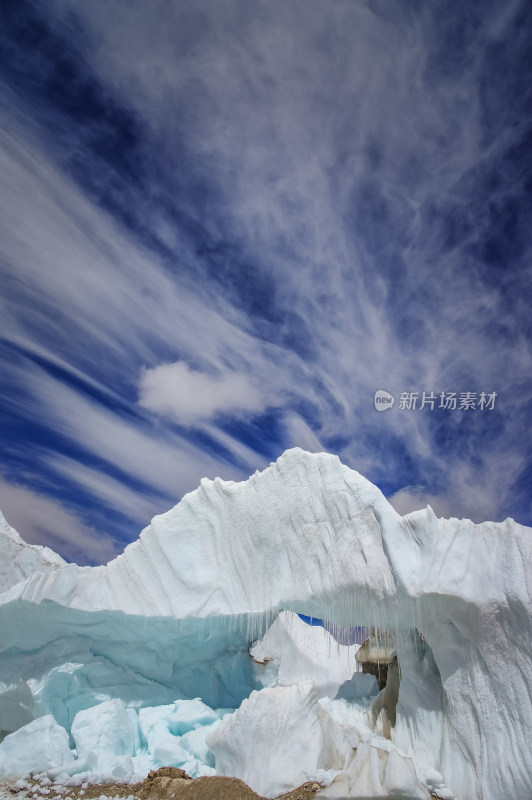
[3,768,447,799]
[6,768,322,800]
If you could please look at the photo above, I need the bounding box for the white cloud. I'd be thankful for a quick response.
[387,487,458,521]
[387,448,525,524]
[138,361,269,425]
[281,411,325,454]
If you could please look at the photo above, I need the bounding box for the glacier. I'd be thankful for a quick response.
[0,448,531,799]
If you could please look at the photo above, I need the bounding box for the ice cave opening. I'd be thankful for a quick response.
[254,612,444,747]
[0,603,450,799]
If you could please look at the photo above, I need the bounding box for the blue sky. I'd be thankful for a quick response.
[1,0,531,564]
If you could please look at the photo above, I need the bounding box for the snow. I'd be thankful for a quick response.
[0,448,401,617]
[0,716,72,780]
[207,681,356,797]
[250,610,361,698]
[0,448,530,800]
[0,511,65,594]
[317,741,428,800]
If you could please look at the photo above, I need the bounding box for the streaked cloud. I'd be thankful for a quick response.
[0,476,120,565]
[0,0,530,561]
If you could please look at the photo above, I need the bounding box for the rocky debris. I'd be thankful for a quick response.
[360,658,389,691]
[369,655,400,738]
[1,769,322,800]
[355,630,396,691]
[353,630,401,738]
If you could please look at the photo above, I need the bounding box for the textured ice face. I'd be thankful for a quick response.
[207,681,355,798]
[0,448,531,800]
[0,448,400,619]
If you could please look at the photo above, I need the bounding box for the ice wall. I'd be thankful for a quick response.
[0,448,530,799]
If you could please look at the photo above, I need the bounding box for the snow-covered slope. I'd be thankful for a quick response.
[0,511,65,593]
[0,448,531,800]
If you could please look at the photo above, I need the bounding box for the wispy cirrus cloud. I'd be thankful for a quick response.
[0,476,120,565]
[0,0,531,561]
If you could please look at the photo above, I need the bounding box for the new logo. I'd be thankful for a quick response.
[374,389,395,411]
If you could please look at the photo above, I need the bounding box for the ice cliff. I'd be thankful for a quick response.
[0,448,531,800]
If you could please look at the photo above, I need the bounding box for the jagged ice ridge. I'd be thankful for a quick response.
[0,449,530,800]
